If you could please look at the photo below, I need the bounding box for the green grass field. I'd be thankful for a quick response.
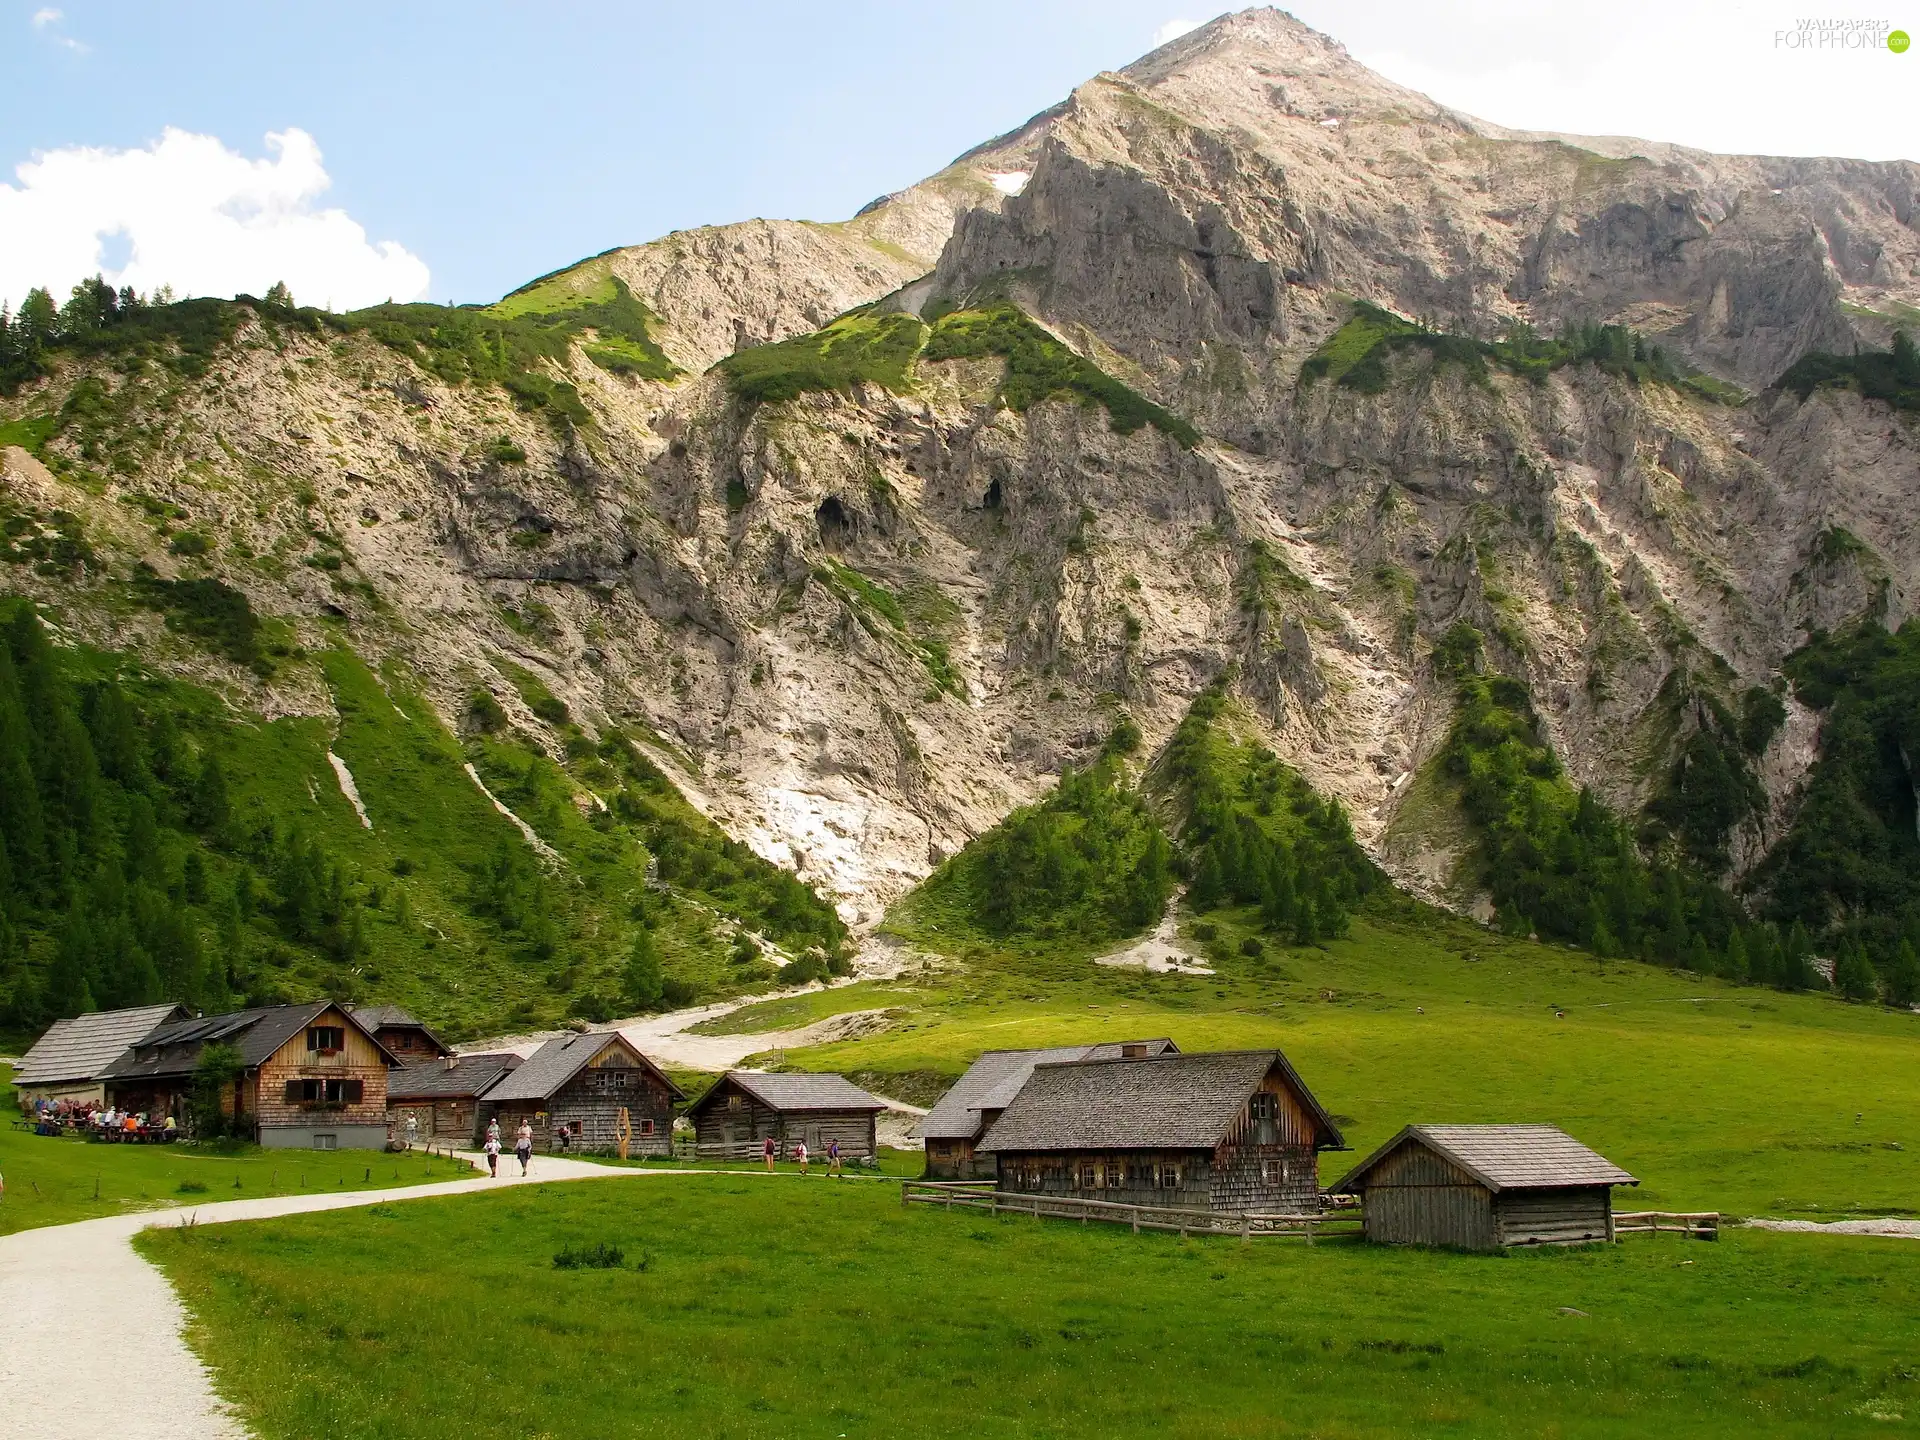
[141,1173,1920,1439]
[0,1067,455,1234]
[814,901,1920,1219]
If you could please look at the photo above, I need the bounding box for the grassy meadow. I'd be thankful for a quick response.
[141,1172,1920,1439]
[0,1065,455,1234]
[820,899,1920,1219]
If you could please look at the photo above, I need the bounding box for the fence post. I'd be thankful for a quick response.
[1241,1213,1251,1246]
[1306,1217,1315,1247]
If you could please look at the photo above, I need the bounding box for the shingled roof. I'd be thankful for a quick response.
[484,1031,684,1104]
[977,1049,1344,1154]
[1329,1124,1639,1195]
[98,1002,402,1082]
[387,1053,522,1102]
[14,1004,187,1087]
[693,1070,885,1116]
[348,1004,451,1054]
[915,1039,1180,1142]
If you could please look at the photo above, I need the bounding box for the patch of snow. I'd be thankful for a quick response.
[327,751,372,829]
[463,762,563,866]
[1319,117,1342,127]
[988,170,1031,197]
[1745,1217,1920,1240]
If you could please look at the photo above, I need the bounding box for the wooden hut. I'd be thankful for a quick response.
[479,1031,682,1155]
[347,1005,453,1063]
[13,1003,187,1108]
[100,1002,402,1149]
[386,1052,521,1145]
[978,1049,1344,1213]
[1328,1124,1638,1250]
[689,1071,886,1160]
[915,1039,1179,1180]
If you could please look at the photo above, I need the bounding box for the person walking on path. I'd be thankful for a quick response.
[763,1135,776,1172]
[828,1138,841,1178]
[403,1114,418,1152]
[484,1134,501,1178]
[794,1140,809,1176]
[515,1121,534,1177]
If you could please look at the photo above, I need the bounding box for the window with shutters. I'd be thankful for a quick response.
[283,1077,363,1107]
[1251,1092,1279,1121]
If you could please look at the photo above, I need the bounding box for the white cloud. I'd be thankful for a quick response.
[0,127,430,312]
[1154,17,1202,46]
[30,7,85,51]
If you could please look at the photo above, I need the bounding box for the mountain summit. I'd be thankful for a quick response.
[3,7,1919,1031]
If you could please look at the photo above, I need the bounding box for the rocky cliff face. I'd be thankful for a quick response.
[4,7,1918,924]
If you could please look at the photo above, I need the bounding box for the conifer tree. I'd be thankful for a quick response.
[1723,929,1750,984]
[1834,944,1879,1003]
[1887,940,1920,1009]
[1687,933,1714,974]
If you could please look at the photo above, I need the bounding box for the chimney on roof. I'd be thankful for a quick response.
[444,1053,457,1071]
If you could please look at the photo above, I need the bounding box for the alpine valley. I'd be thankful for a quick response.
[6,8,1920,1041]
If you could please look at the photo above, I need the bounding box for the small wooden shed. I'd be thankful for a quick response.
[688,1071,886,1160]
[1329,1124,1638,1250]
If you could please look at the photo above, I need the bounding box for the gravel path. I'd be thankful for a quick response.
[1744,1216,1920,1239]
[0,1153,659,1440]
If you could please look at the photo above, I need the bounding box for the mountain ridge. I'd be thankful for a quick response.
[4,6,1920,1031]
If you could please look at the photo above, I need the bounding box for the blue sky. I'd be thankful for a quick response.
[4,3,1916,310]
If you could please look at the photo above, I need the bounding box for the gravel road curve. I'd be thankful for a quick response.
[0,1153,653,1440]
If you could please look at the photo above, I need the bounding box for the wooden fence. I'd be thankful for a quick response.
[1613,1210,1719,1241]
[901,1181,1361,1242]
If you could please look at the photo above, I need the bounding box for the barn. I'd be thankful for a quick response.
[978,1049,1345,1213]
[914,1039,1179,1180]
[1329,1124,1638,1250]
[479,1031,683,1156]
[688,1071,886,1160]
[386,1052,521,1146]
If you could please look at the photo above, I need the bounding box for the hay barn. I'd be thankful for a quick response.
[1329,1124,1638,1250]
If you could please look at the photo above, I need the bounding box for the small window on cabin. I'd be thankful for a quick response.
[1080,1164,1098,1189]
[1160,1163,1182,1189]
[307,1026,345,1055]
[568,1121,583,1137]
[1261,1159,1282,1185]
[639,1118,655,1135]
[312,1133,337,1151]
[1251,1093,1279,1122]
[727,1094,743,1110]
[613,1072,628,1088]
[1121,1043,1147,1059]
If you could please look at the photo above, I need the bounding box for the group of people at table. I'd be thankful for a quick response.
[23,1096,178,1141]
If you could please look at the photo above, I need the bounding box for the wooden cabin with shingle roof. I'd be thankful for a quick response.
[100,1001,403,1149]
[978,1049,1344,1213]
[386,1052,521,1146]
[13,1003,187,1106]
[479,1031,683,1156]
[689,1071,886,1160]
[915,1039,1179,1179]
[1329,1124,1638,1250]
[346,1004,453,1063]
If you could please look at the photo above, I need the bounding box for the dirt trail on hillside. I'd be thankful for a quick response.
[0,1154,663,1440]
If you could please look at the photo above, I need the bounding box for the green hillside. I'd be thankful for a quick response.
[0,602,844,1046]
